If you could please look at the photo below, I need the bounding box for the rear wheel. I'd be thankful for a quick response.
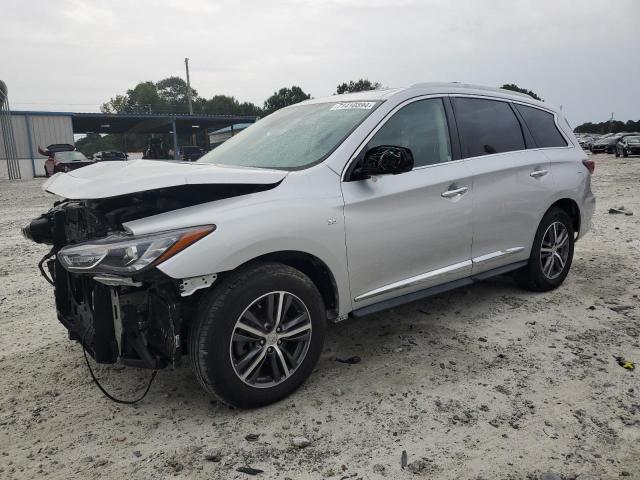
[189,262,326,408]
[514,207,574,292]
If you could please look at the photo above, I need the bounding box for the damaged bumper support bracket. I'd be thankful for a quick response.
[179,273,217,296]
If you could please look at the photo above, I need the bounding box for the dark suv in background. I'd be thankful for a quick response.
[181,145,205,161]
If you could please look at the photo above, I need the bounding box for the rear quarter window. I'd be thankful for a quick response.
[514,104,568,148]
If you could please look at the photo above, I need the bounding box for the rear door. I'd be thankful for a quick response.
[451,96,555,274]
[342,97,474,308]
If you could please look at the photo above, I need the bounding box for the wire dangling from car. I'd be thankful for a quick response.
[38,247,57,286]
[81,333,157,405]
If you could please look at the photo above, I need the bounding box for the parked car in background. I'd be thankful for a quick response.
[180,145,205,161]
[577,136,594,151]
[38,143,92,177]
[47,151,95,175]
[616,135,640,157]
[590,136,617,154]
[23,83,594,408]
[93,151,128,162]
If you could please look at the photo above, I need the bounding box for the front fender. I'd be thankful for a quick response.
[124,166,353,315]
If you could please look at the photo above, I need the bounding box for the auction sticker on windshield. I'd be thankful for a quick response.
[330,102,376,110]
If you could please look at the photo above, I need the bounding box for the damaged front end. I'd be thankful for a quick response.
[21,184,262,369]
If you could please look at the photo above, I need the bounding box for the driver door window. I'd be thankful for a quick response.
[366,98,452,167]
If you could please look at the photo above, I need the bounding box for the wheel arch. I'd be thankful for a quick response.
[548,198,580,235]
[234,250,340,321]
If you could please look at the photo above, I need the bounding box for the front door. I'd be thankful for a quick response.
[341,97,474,308]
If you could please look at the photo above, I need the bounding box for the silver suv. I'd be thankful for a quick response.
[23,83,595,408]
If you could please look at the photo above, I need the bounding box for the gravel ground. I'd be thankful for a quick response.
[1,154,639,480]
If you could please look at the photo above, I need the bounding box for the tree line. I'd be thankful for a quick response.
[79,78,382,155]
[573,120,640,135]
[78,80,545,155]
[99,77,387,117]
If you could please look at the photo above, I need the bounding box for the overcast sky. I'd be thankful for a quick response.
[2,0,638,126]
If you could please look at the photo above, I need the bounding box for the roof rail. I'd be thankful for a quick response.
[408,82,534,99]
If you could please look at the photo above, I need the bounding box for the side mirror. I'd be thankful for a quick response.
[352,145,414,180]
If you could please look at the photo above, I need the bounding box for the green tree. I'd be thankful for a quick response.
[500,84,542,101]
[75,133,125,156]
[196,95,262,116]
[336,79,381,94]
[156,76,197,112]
[574,119,640,134]
[125,81,163,112]
[263,86,311,114]
[101,94,128,114]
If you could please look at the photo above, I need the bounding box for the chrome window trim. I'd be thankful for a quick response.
[509,99,572,149]
[354,260,471,302]
[450,93,573,152]
[340,94,454,181]
[342,93,576,177]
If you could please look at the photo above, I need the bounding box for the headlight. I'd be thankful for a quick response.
[57,225,215,275]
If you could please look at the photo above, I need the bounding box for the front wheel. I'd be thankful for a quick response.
[189,262,326,408]
[514,207,574,292]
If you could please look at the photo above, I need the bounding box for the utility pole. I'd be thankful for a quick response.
[609,112,614,134]
[185,57,196,145]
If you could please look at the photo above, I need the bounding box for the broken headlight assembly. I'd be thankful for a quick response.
[57,225,215,275]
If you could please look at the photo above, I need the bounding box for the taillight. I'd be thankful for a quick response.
[582,159,595,174]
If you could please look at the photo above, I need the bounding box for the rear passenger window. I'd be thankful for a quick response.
[453,97,525,158]
[514,104,568,148]
[366,98,451,167]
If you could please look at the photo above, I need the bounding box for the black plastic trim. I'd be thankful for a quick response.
[510,103,537,149]
[443,96,462,161]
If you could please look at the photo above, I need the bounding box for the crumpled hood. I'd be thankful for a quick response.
[42,159,288,199]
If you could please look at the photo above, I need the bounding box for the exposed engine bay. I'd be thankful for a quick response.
[22,183,275,369]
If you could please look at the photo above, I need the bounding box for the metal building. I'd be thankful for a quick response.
[0,110,257,180]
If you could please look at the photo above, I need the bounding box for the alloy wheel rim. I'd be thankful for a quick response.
[540,221,570,280]
[230,291,312,388]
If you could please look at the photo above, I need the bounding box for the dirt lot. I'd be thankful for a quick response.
[1,154,638,480]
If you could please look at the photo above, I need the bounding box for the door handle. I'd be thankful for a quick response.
[441,186,469,198]
[530,168,549,178]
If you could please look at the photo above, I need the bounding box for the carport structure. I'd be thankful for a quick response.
[3,110,258,179]
[72,112,258,157]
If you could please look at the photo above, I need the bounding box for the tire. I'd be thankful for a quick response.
[514,207,574,292]
[189,261,326,408]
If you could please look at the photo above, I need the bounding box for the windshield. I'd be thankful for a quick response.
[198,101,379,169]
[55,151,89,163]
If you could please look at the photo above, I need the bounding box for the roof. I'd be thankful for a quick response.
[11,110,259,134]
[303,82,548,110]
[208,122,254,134]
